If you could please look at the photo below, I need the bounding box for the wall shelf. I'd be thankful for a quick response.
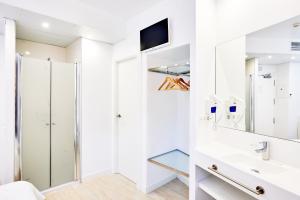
[148,65,190,77]
[199,175,257,200]
[148,149,189,177]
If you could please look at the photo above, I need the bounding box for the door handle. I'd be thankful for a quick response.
[45,123,56,126]
[117,114,122,118]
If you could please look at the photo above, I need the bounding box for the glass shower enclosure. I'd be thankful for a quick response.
[15,55,81,190]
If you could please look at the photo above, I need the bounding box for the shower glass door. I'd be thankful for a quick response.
[20,57,76,190]
[21,57,51,190]
[51,61,75,187]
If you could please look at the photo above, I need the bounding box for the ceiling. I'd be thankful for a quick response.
[78,0,162,20]
[0,0,163,44]
[0,2,125,47]
[248,15,300,40]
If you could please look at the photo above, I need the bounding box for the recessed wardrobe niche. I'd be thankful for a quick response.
[146,44,190,188]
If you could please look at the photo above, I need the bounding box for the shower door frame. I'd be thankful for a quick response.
[14,54,82,186]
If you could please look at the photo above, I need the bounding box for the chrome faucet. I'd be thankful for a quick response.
[254,141,270,160]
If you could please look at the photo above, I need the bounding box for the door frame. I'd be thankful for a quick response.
[112,55,142,185]
[14,55,83,185]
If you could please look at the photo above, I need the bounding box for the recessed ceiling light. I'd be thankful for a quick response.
[41,22,50,28]
[24,51,31,55]
[291,56,296,60]
[268,55,272,59]
[174,63,178,66]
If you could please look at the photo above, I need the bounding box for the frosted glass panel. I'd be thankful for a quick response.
[21,57,51,190]
[20,58,76,190]
[51,61,75,187]
[148,150,189,177]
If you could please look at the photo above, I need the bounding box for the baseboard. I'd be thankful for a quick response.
[82,169,111,181]
[42,181,79,194]
[177,175,189,187]
[42,169,112,194]
[145,174,177,193]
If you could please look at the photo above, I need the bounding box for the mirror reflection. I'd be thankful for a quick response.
[216,15,300,141]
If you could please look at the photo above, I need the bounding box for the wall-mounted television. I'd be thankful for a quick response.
[140,18,170,51]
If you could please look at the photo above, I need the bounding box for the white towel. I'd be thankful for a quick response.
[0,181,45,200]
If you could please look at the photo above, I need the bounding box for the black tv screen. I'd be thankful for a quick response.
[140,18,169,51]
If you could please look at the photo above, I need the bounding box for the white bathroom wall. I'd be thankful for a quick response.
[0,18,15,184]
[176,90,190,153]
[191,0,216,199]
[80,38,113,178]
[0,20,5,185]
[67,38,114,179]
[147,73,179,157]
[113,0,195,192]
[66,38,82,63]
[216,37,246,130]
[16,39,67,62]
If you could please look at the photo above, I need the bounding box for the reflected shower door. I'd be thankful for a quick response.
[51,61,75,187]
[21,57,51,190]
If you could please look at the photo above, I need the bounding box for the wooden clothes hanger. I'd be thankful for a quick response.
[174,78,189,91]
[158,77,190,91]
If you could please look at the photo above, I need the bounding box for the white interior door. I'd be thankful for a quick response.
[117,58,139,183]
[255,75,276,136]
[21,57,51,190]
[51,61,75,187]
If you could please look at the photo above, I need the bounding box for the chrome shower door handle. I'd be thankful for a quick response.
[116,114,122,118]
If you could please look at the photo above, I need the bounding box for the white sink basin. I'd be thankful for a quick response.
[222,154,287,176]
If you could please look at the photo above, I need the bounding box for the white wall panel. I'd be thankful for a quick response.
[0,19,15,184]
[81,38,113,178]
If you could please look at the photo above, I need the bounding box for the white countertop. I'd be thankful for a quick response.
[196,142,300,197]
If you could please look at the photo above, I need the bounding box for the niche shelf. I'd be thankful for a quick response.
[148,64,190,77]
[199,175,257,200]
[148,149,189,177]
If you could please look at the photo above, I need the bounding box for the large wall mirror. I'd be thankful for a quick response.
[216,15,300,142]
